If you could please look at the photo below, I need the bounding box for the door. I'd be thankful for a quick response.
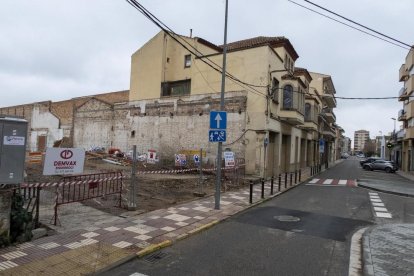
[37,135,46,152]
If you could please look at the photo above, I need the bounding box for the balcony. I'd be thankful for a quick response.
[398,87,408,101]
[405,127,414,140]
[406,76,414,95]
[322,126,336,139]
[322,93,336,108]
[322,107,336,123]
[405,101,414,120]
[399,64,408,82]
[279,109,304,125]
[302,121,318,132]
[397,129,406,141]
[398,109,406,121]
[406,49,414,72]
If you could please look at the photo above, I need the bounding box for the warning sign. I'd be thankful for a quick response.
[43,148,85,175]
[224,151,235,168]
[175,154,187,166]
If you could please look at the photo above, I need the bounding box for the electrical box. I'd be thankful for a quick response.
[0,116,28,184]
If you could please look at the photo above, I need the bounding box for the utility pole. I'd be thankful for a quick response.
[215,0,229,210]
[129,145,137,210]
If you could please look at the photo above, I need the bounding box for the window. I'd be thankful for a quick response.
[271,78,279,102]
[184,55,191,68]
[305,103,311,121]
[283,85,293,109]
[161,79,191,97]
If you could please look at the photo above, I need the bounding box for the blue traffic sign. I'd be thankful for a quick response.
[210,111,227,129]
[209,130,226,142]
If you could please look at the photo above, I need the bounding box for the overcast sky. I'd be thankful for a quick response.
[1,0,413,141]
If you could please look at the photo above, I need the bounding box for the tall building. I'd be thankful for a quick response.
[354,130,370,152]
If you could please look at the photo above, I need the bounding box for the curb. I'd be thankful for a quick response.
[87,253,138,276]
[137,240,172,258]
[362,227,375,276]
[348,227,368,276]
[357,183,414,198]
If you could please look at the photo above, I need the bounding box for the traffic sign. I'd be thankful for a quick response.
[193,154,200,164]
[319,139,325,153]
[209,130,226,142]
[210,111,227,129]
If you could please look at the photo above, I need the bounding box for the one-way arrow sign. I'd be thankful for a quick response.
[210,111,227,129]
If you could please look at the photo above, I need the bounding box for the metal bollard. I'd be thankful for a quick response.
[290,172,293,186]
[285,172,288,189]
[249,180,253,204]
[261,178,265,199]
[294,170,297,184]
[299,169,301,182]
[278,174,281,191]
[270,176,274,195]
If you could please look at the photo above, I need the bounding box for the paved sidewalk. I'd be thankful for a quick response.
[0,176,302,275]
[363,224,414,276]
[361,170,414,276]
[358,170,414,197]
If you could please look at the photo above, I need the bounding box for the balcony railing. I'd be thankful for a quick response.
[398,109,406,121]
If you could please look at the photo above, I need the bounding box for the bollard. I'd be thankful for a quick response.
[278,174,281,191]
[290,172,293,186]
[285,172,288,189]
[299,169,301,182]
[294,170,297,184]
[249,180,253,204]
[270,176,274,195]
[261,178,265,199]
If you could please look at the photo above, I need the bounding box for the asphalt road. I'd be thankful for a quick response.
[101,158,414,276]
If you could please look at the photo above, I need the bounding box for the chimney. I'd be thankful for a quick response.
[190,29,193,38]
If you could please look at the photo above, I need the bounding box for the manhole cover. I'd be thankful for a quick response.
[144,251,169,264]
[274,215,300,222]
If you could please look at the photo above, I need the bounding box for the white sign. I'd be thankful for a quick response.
[147,150,157,164]
[3,136,25,146]
[224,151,235,167]
[43,148,85,175]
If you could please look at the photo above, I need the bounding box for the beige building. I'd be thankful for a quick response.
[127,31,340,176]
[354,130,370,152]
[398,47,414,171]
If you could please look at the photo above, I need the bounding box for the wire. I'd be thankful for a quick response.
[302,0,413,49]
[287,0,411,51]
[126,0,269,98]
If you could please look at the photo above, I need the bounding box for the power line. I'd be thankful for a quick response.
[287,0,411,51]
[125,0,269,98]
[302,0,413,49]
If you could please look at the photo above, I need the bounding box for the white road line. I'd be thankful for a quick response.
[376,212,392,218]
[308,178,319,184]
[373,207,388,212]
[370,198,382,203]
[338,180,347,185]
[323,179,333,185]
[372,202,385,207]
[369,192,378,196]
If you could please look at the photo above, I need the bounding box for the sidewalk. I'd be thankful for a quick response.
[361,170,414,276]
[0,175,304,275]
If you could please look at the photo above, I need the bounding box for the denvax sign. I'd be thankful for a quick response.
[43,148,85,175]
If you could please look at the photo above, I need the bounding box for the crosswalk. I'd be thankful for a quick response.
[305,178,357,187]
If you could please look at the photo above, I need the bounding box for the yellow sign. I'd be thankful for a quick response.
[178,149,206,157]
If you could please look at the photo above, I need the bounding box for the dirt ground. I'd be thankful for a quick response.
[24,157,248,217]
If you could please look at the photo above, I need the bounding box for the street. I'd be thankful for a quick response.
[101,158,414,276]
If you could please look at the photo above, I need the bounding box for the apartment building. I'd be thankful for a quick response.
[398,47,414,171]
[127,31,340,176]
[354,130,370,152]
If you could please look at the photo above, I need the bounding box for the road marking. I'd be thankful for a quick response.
[308,178,319,184]
[338,180,347,185]
[368,193,392,218]
[323,179,333,184]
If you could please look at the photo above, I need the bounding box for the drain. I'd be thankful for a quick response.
[144,251,169,264]
[274,215,300,222]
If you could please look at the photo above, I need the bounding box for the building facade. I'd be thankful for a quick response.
[354,130,370,153]
[398,47,414,171]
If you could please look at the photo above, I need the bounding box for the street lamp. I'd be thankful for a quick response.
[390,118,396,161]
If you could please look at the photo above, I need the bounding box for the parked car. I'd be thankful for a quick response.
[360,157,381,166]
[341,153,349,159]
[363,160,398,173]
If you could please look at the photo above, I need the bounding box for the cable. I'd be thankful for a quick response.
[126,0,269,95]
[302,0,413,49]
[287,0,411,51]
